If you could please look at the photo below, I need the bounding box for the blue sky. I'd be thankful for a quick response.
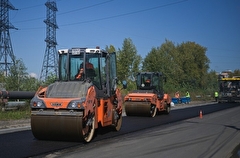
[7,0,240,78]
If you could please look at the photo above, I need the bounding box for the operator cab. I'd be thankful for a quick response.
[136,72,164,99]
[58,47,118,98]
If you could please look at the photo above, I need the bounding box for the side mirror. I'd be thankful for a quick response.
[122,80,127,89]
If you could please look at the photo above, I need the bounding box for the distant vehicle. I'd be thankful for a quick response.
[218,72,240,103]
[124,72,171,117]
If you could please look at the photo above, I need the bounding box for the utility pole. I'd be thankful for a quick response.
[0,0,17,75]
[40,0,58,81]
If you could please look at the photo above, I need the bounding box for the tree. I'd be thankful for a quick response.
[142,40,182,91]
[5,59,40,91]
[0,72,6,90]
[142,40,210,92]
[105,45,116,53]
[232,69,240,76]
[205,70,218,93]
[23,76,41,91]
[176,41,210,89]
[116,38,141,81]
[6,59,28,91]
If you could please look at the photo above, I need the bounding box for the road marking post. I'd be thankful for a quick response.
[199,110,203,119]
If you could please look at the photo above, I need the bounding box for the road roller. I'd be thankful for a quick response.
[124,72,171,117]
[30,47,125,143]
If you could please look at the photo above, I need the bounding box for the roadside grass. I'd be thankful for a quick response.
[0,106,30,120]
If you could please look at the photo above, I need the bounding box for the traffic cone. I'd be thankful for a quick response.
[199,110,203,119]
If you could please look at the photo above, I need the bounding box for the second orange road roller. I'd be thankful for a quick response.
[30,47,125,143]
[124,72,171,117]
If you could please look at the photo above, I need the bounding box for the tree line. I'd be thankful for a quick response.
[0,38,239,100]
[107,38,240,99]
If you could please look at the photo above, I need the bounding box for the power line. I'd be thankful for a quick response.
[16,0,62,10]
[57,0,113,15]
[60,0,188,26]
[13,0,113,24]
[14,0,188,30]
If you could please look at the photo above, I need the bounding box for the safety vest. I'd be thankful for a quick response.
[186,91,190,98]
[215,92,218,97]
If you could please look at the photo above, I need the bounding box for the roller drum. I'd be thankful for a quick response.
[31,115,84,142]
[125,101,152,116]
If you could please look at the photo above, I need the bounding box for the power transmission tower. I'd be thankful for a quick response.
[0,0,17,75]
[40,0,58,81]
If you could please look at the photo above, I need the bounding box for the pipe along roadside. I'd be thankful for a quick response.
[0,91,35,111]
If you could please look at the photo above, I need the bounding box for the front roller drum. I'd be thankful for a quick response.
[31,115,85,142]
[125,102,155,117]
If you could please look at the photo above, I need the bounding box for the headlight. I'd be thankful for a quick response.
[36,101,43,107]
[70,102,77,108]
[31,97,46,108]
[68,98,86,109]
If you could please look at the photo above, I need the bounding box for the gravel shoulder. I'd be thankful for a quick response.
[0,119,30,130]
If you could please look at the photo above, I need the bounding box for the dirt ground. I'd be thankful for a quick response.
[0,119,30,129]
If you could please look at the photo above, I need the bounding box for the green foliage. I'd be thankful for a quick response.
[41,74,57,87]
[233,69,240,76]
[0,106,30,120]
[228,69,240,77]
[5,59,40,91]
[141,39,212,94]
[176,41,210,89]
[105,39,223,99]
[116,38,142,81]
[105,45,116,53]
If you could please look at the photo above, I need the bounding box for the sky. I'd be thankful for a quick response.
[6,0,240,78]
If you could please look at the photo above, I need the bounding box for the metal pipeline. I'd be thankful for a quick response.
[0,91,35,99]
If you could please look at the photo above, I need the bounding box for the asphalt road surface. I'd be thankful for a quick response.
[0,102,239,158]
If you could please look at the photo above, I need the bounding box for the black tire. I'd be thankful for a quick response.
[150,105,157,117]
[113,114,122,131]
[164,103,170,115]
[82,112,95,143]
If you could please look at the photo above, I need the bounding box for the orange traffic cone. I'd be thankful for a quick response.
[199,110,203,119]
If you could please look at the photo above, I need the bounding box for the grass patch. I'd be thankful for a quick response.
[0,106,31,121]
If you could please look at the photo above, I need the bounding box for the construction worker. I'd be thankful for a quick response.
[214,91,218,102]
[175,91,180,104]
[186,91,190,104]
[144,76,151,86]
[76,57,94,79]
[75,68,84,79]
